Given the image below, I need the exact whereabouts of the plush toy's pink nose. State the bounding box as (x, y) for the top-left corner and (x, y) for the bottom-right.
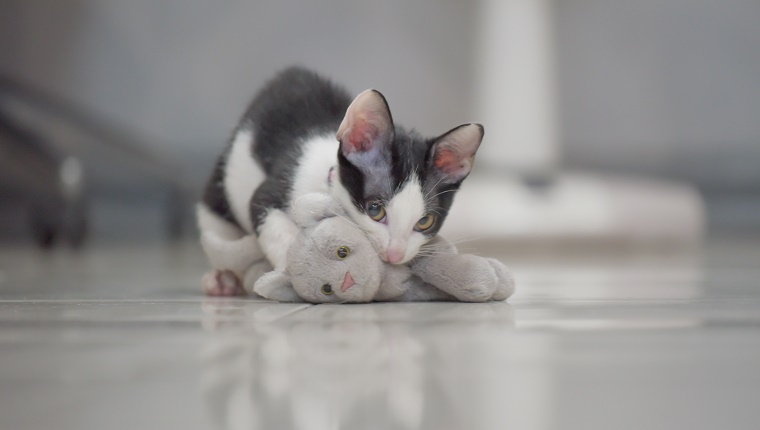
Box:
(340, 272), (356, 292)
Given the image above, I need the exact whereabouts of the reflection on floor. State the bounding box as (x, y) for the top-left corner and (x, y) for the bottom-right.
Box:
(0, 238), (759, 430)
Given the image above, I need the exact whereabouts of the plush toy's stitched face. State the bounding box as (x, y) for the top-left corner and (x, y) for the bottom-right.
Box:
(287, 217), (384, 303)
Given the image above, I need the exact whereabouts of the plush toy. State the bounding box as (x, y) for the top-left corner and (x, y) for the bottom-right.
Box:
(200, 193), (515, 303)
(252, 218), (515, 303)
(212, 193), (514, 303)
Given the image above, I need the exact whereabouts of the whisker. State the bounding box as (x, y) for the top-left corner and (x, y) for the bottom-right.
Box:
(415, 251), (456, 257)
(424, 176), (447, 199)
(327, 208), (364, 232)
(425, 189), (456, 203)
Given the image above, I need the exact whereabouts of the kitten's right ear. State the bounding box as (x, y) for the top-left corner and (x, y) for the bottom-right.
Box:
(337, 89), (394, 156)
(428, 123), (484, 184)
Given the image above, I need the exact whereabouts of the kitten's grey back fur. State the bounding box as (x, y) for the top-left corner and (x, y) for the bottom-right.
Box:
(202, 67), (351, 231)
(201, 65), (487, 275)
(203, 66), (466, 239)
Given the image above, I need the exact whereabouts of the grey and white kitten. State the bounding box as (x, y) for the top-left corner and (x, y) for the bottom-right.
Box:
(198, 67), (484, 294)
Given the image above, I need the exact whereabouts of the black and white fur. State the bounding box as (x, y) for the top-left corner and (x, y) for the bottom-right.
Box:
(198, 67), (483, 289)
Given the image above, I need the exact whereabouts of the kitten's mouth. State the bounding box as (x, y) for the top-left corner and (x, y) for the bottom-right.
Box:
(327, 166), (336, 186)
(340, 272), (356, 292)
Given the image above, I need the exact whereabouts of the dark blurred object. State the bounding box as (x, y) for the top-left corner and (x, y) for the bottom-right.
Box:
(0, 109), (86, 247)
(0, 75), (194, 246)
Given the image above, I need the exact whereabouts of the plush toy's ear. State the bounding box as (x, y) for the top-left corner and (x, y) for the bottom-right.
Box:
(253, 271), (305, 303)
(242, 259), (275, 297)
(291, 193), (344, 228)
(428, 123), (484, 184)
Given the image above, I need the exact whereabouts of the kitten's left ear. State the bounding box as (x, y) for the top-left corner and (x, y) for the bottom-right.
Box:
(337, 89), (395, 156)
(429, 123), (484, 183)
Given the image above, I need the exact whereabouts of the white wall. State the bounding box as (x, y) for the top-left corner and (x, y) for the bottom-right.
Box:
(3, 0), (759, 193)
(555, 0), (760, 192)
(0, 0), (478, 172)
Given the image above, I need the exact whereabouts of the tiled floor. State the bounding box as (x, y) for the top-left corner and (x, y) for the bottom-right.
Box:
(1, 238), (759, 429)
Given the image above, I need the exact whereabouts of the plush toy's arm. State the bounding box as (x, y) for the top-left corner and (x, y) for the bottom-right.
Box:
(373, 261), (455, 302)
(291, 193), (344, 228)
(387, 276), (456, 302)
(421, 234), (458, 255)
(410, 254), (515, 302)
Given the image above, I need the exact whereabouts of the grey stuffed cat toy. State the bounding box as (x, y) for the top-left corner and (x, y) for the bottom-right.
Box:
(201, 193), (516, 303)
(252, 215), (515, 303)
(199, 193), (514, 303)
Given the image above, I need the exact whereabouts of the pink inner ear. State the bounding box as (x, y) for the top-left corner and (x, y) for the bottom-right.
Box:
(431, 124), (483, 181)
(343, 118), (378, 153)
(434, 149), (459, 173)
(338, 89), (393, 155)
(435, 149), (472, 178)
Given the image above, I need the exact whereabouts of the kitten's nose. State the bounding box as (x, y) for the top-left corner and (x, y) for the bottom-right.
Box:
(340, 272), (356, 292)
(386, 248), (405, 264)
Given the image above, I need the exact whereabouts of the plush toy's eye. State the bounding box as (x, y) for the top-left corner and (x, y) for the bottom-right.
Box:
(321, 284), (334, 295)
(336, 246), (350, 259)
(415, 214), (436, 232)
(367, 202), (386, 222)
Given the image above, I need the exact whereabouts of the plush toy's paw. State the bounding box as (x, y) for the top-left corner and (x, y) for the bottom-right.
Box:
(455, 262), (499, 302)
(202, 270), (247, 297)
(486, 259), (516, 301)
(253, 271), (305, 303)
(242, 260), (275, 298)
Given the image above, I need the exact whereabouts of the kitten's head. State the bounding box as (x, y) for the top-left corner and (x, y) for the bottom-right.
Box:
(330, 89), (483, 264)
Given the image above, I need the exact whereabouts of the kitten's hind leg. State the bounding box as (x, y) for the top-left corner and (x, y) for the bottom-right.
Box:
(200, 231), (264, 277)
(198, 203), (264, 296)
(202, 270), (247, 297)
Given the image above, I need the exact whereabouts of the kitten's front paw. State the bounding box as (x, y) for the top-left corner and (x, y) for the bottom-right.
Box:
(202, 270), (247, 297)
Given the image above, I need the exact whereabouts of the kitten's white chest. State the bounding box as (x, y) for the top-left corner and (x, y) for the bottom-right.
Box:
(290, 134), (339, 203)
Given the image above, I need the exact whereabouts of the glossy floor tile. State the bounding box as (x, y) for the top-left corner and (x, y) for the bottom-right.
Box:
(1, 238), (759, 429)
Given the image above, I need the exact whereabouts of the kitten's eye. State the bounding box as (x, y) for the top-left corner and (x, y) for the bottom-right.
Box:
(336, 246), (350, 259)
(321, 284), (334, 295)
(367, 202), (386, 222)
(415, 214), (436, 232)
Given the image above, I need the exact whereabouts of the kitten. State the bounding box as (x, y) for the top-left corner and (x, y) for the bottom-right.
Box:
(198, 67), (483, 295)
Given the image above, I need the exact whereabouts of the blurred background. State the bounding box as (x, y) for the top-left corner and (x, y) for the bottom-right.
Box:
(2, 4), (760, 430)
(1, 0), (759, 248)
